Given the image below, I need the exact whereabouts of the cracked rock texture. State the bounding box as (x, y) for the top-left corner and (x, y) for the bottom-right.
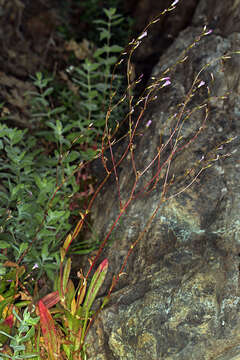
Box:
(84, 0), (240, 359)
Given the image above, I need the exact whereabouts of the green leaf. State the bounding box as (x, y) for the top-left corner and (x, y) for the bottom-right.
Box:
(10, 183), (25, 200)
(112, 18), (124, 26)
(83, 60), (100, 72)
(93, 19), (108, 26)
(0, 265), (6, 277)
(63, 151), (79, 163)
(19, 325), (35, 343)
(48, 106), (65, 116)
(0, 231), (14, 243)
(31, 97), (49, 108)
(62, 258), (71, 297)
(102, 56), (117, 66)
(83, 259), (108, 312)
(0, 325), (12, 345)
(88, 90), (99, 99)
(18, 243), (29, 257)
(41, 242), (49, 262)
(42, 87), (54, 97)
(80, 148), (97, 161)
(74, 68), (88, 78)
(7, 128), (26, 146)
(94, 47), (106, 58)
(99, 29), (111, 41)
(103, 8), (116, 18)
(82, 101), (98, 111)
(95, 83), (109, 92)
(0, 240), (11, 249)
(108, 45), (123, 53)
(47, 210), (66, 224)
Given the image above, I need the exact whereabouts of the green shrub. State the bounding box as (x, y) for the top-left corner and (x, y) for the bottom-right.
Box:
(0, 123), (75, 281)
(0, 306), (39, 359)
(0, 7), (127, 282)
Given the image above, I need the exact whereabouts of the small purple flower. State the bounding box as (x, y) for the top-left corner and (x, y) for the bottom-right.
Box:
(138, 31), (148, 40)
(146, 120), (152, 128)
(198, 80), (205, 88)
(171, 0), (179, 6)
(32, 263), (39, 270)
(161, 77), (170, 81)
(162, 79), (171, 87)
(204, 29), (213, 35)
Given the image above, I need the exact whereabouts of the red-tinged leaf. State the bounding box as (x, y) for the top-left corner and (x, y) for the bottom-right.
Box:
(39, 300), (56, 335)
(60, 247), (66, 263)
(63, 233), (72, 251)
(76, 277), (87, 308)
(72, 211), (87, 240)
(4, 314), (14, 328)
(38, 300), (59, 360)
(40, 291), (60, 309)
(99, 258), (108, 271)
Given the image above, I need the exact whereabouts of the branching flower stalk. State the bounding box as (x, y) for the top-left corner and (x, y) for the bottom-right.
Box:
(77, 40), (239, 314)
(20, 23), (236, 285)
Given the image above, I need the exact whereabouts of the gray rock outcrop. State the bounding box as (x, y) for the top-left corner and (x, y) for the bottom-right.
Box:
(84, 1), (240, 359)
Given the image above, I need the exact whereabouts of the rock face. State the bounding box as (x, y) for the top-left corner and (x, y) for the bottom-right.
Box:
(0, 0), (61, 128)
(84, 0), (240, 359)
